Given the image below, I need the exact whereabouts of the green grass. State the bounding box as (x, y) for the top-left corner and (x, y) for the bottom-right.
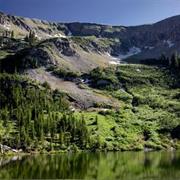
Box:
(74, 108), (164, 151)
(73, 64), (180, 151)
(0, 62), (180, 151)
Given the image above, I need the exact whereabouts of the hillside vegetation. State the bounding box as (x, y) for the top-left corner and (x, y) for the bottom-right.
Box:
(0, 62), (180, 151)
(0, 12), (180, 152)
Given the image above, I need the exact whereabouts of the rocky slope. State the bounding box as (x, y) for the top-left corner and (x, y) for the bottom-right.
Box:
(1, 11), (180, 108)
(1, 11), (180, 61)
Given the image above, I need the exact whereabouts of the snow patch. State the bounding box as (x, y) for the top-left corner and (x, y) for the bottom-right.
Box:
(106, 52), (119, 60)
(46, 33), (66, 38)
(106, 52), (111, 57)
(106, 53), (120, 65)
(144, 46), (154, 50)
(164, 40), (174, 48)
(109, 61), (120, 65)
(111, 56), (119, 60)
(46, 34), (53, 38)
(53, 33), (66, 38)
(118, 46), (141, 60)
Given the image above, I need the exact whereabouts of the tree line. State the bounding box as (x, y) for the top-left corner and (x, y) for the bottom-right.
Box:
(0, 74), (90, 151)
(140, 53), (180, 70)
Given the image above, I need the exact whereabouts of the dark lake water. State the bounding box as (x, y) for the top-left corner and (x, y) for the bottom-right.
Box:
(0, 151), (180, 179)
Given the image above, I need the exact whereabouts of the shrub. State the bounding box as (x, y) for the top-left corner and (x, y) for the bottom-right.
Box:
(42, 81), (51, 89)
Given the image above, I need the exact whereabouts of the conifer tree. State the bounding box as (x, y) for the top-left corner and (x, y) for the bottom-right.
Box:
(11, 31), (15, 39)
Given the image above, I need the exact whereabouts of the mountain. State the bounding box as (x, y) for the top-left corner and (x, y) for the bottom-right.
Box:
(1, 11), (180, 62)
(0, 11), (180, 152)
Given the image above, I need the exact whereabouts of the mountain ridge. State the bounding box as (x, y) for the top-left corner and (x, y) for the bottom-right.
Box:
(1, 11), (180, 61)
(2, 10), (180, 27)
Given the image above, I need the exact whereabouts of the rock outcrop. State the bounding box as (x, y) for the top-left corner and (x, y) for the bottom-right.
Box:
(1, 11), (180, 63)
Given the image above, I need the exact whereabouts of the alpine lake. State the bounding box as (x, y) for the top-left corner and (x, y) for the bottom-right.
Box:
(0, 151), (180, 179)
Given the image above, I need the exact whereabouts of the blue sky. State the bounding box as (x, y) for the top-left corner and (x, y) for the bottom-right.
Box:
(0, 0), (180, 26)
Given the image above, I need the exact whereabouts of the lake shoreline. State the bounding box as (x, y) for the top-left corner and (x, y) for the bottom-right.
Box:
(0, 146), (177, 156)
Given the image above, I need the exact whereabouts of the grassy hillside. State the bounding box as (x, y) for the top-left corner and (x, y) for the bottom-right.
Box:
(0, 36), (116, 74)
(78, 65), (180, 150)
(0, 73), (92, 152)
(0, 64), (180, 152)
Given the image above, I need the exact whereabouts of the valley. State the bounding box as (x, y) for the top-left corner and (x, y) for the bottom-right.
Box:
(0, 11), (180, 153)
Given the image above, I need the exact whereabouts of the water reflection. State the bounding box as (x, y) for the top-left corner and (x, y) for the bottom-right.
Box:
(0, 151), (180, 179)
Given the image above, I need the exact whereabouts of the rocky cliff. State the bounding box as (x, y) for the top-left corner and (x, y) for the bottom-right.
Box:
(1, 11), (180, 62)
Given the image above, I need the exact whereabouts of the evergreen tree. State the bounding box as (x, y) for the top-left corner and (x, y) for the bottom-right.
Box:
(11, 31), (15, 39)
(25, 30), (37, 46)
(0, 74), (90, 151)
(170, 52), (180, 69)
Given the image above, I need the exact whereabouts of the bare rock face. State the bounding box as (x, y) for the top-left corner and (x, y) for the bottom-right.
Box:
(51, 38), (76, 56)
(22, 38), (76, 68)
(1, 11), (180, 62)
(67, 23), (102, 36)
(0, 12), (6, 24)
(65, 15), (180, 60)
(66, 22), (126, 38)
(25, 48), (55, 67)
